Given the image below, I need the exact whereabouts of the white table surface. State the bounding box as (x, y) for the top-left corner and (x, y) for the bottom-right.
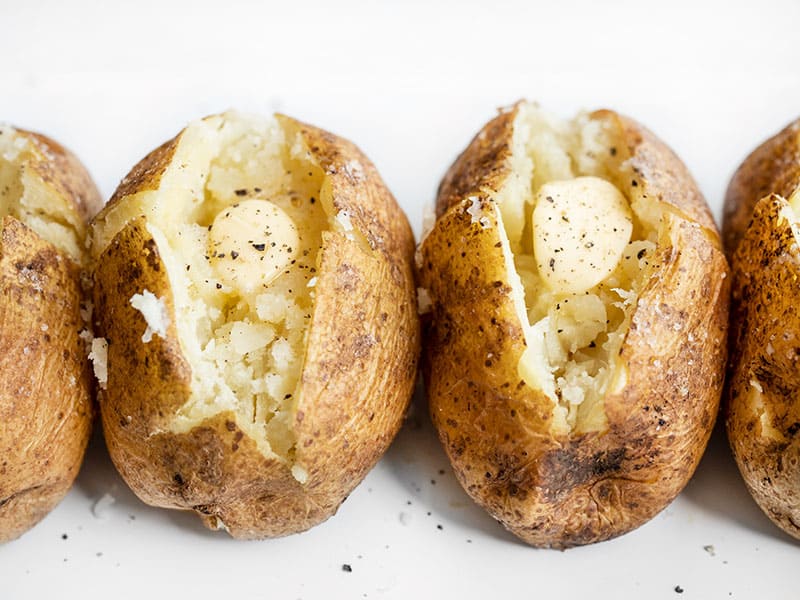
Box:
(2, 1), (799, 598)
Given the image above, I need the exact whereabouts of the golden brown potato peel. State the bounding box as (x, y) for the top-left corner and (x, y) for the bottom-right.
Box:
(0, 128), (100, 542)
(420, 105), (728, 547)
(723, 117), (800, 540)
(723, 119), (800, 256)
(92, 116), (419, 538)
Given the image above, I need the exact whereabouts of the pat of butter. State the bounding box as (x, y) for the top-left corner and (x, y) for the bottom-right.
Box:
(532, 176), (632, 294)
(208, 199), (299, 294)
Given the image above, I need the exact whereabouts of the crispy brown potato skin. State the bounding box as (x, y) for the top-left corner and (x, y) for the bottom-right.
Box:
(723, 119), (800, 256)
(724, 119), (800, 540)
(92, 116), (419, 539)
(420, 105), (729, 548)
(0, 130), (101, 542)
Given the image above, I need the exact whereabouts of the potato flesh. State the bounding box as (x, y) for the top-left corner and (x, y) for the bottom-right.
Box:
(504, 105), (655, 434)
(97, 113), (328, 464)
(0, 127), (83, 262)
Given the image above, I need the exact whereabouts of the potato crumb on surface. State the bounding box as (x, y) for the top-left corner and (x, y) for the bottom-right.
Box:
(91, 493), (116, 519)
(421, 202), (437, 241)
(130, 289), (170, 343)
(89, 337), (108, 389)
(335, 210), (355, 240)
(291, 464), (308, 484)
(79, 300), (93, 324)
(466, 196), (491, 229)
(417, 287), (432, 314)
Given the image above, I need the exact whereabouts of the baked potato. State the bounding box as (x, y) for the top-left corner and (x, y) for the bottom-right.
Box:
(723, 117), (800, 539)
(0, 125), (101, 542)
(89, 111), (419, 538)
(418, 102), (729, 547)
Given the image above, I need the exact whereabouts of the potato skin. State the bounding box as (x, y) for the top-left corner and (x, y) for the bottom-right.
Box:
(0, 130), (101, 542)
(92, 115), (419, 538)
(723, 119), (800, 256)
(723, 119), (800, 539)
(420, 105), (729, 547)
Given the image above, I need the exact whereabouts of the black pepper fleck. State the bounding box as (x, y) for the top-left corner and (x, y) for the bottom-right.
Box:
(342, 564), (352, 573)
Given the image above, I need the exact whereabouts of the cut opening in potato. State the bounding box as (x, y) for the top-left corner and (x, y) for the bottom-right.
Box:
(497, 105), (661, 435)
(788, 186), (800, 217)
(92, 112), (354, 475)
(0, 126), (85, 263)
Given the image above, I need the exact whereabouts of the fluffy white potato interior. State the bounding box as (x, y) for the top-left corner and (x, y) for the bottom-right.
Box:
(501, 104), (658, 435)
(0, 125), (84, 262)
(95, 112), (330, 467)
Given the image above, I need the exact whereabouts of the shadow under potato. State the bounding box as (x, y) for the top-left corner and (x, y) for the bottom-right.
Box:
(74, 424), (224, 540)
(681, 422), (798, 546)
(381, 384), (524, 546)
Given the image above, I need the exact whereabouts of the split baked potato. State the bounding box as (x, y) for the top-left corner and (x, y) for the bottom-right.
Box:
(418, 102), (729, 547)
(0, 126), (101, 542)
(89, 111), (419, 538)
(723, 117), (800, 539)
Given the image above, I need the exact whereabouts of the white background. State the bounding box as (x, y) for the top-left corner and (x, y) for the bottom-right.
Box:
(2, 1), (799, 598)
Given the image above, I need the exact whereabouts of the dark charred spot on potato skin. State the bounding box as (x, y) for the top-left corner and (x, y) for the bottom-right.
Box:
(753, 363), (796, 400)
(0, 484), (45, 509)
(143, 238), (161, 272)
(539, 446), (627, 500)
(162, 428), (225, 490)
(192, 504), (217, 516)
(13, 255), (48, 275)
(120, 261), (143, 284)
